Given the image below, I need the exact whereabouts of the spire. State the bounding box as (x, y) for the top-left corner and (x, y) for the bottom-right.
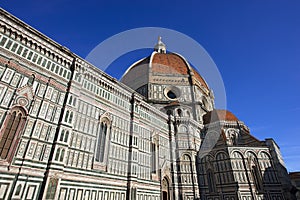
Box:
(154, 36), (166, 53)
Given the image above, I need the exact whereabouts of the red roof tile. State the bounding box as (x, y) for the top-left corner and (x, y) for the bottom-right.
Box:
(152, 53), (189, 75)
(152, 53), (209, 90)
(123, 52), (210, 91)
(203, 109), (239, 124)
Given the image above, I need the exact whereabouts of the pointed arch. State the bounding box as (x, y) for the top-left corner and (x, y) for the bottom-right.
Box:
(64, 110), (69, 122)
(59, 130), (65, 141)
(151, 139), (158, 174)
(95, 116), (111, 163)
(216, 152), (229, 173)
(162, 177), (170, 200)
(251, 164), (263, 191)
(0, 106), (27, 161)
(215, 151), (229, 160)
(259, 151), (271, 160)
(247, 152), (263, 192)
(201, 155), (217, 193)
(180, 154), (194, 186)
(55, 148), (61, 161)
(64, 131), (69, 143)
(231, 150), (243, 159)
(68, 112), (73, 124)
(60, 149), (65, 162)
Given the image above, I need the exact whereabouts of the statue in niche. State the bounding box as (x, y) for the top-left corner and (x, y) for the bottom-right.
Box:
(27, 74), (35, 86)
(226, 129), (238, 146)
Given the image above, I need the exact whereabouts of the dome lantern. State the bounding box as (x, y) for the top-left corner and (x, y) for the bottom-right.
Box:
(154, 36), (166, 53)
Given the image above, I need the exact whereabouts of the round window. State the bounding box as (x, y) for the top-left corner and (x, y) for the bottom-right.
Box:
(164, 86), (181, 100)
(167, 91), (177, 99)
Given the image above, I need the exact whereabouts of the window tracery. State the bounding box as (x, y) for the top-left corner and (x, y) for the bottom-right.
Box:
(0, 107), (27, 161)
(248, 153), (263, 192)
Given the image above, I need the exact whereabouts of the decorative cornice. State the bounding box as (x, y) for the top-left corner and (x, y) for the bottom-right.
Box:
(0, 55), (67, 91)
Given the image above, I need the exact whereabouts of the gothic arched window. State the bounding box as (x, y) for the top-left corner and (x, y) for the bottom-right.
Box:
(151, 142), (157, 173)
(68, 96), (73, 105)
(0, 107), (27, 160)
(59, 130), (65, 141)
(248, 154), (263, 192)
(60, 149), (65, 162)
(68, 112), (73, 124)
(64, 131), (69, 143)
(55, 148), (61, 161)
(64, 110), (69, 122)
(251, 161), (263, 191)
(207, 169), (216, 192)
(54, 147), (65, 162)
(95, 119), (110, 162)
(45, 178), (58, 199)
(181, 154), (193, 184)
(202, 155), (217, 193)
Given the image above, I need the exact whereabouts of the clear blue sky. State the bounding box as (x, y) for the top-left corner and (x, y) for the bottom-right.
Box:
(1, 1), (299, 172)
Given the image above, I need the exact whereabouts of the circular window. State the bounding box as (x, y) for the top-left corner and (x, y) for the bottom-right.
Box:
(164, 86), (181, 100)
(167, 91), (177, 99)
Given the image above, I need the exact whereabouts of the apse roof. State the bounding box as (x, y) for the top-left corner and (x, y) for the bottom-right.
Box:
(203, 109), (239, 124)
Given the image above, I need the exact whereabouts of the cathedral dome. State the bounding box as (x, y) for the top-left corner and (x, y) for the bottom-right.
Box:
(203, 109), (239, 124)
(150, 53), (209, 90)
(121, 38), (210, 99)
(121, 37), (215, 121)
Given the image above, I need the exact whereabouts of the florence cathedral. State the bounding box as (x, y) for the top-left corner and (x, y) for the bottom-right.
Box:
(0, 8), (296, 200)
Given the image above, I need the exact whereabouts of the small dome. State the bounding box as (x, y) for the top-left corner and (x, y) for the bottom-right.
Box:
(203, 109), (239, 124)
